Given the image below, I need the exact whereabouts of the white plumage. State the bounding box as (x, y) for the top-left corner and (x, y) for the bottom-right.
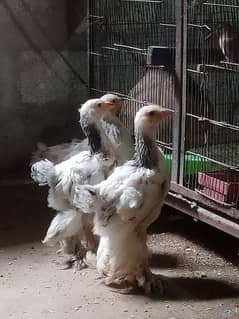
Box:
(73, 105), (171, 293)
(31, 96), (133, 269)
(31, 94), (132, 165)
(31, 139), (88, 165)
(42, 210), (96, 268)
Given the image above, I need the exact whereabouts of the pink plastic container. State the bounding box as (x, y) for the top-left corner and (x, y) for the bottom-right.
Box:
(197, 171), (239, 208)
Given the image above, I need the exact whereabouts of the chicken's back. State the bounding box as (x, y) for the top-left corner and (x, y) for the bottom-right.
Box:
(31, 139), (88, 164)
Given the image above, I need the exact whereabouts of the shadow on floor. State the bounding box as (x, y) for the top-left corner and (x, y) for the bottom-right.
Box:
(162, 275), (239, 300)
(150, 207), (239, 267)
(150, 253), (180, 269)
(1, 183), (239, 269)
(0, 183), (52, 248)
(112, 275), (239, 301)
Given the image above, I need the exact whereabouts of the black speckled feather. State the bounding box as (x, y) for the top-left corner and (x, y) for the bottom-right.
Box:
(80, 116), (101, 154)
(133, 134), (158, 169)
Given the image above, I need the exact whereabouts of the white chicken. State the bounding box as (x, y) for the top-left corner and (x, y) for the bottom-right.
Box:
(31, 94), (130, 165)
(73, 105), (171, 293)
(31, 97), (133, 269)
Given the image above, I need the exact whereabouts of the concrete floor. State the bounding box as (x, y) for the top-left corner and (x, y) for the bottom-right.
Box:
(0, 184), (239, 319)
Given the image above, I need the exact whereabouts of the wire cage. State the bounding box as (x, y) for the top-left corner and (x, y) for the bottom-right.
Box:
(89, 0), (175, 168)
(88, 0), (239, 238)
(185, 1), (239, 208)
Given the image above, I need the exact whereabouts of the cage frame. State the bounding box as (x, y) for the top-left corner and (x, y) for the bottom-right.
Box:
(166, 0), (239, 239)
(88, 0), (239, 238)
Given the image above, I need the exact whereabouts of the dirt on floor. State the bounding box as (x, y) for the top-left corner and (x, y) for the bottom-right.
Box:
(0, 183), (239, 319)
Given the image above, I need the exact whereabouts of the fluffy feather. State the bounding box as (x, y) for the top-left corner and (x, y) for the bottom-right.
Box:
(73, 105), (171, 293)
(32, 97), (132, 269)
(31, 159), (55, 186)
(42, 210), (83, 246)
(47, 152), (115, 211)
(101, 116), (134, 165)
(42, 210), (98, 254)
(31, 139), (88, 164)
(31, 94), (133, 165)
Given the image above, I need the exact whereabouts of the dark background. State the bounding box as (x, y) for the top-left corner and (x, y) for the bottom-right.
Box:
(0, 0), (88, 178)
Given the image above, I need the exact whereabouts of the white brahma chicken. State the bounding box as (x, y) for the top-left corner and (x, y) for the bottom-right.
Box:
(73, 105), (171, 293)
(31, 98), (117, 269)
(31, 94), (130, 164)
(31, 97), (133, 269)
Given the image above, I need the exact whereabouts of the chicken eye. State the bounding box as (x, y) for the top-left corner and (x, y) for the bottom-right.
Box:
(112, 99), (116, 103)
(98, 103), (102, 108)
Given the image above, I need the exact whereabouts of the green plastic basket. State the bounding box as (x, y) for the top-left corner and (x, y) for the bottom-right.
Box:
(164, 154), (212, 176)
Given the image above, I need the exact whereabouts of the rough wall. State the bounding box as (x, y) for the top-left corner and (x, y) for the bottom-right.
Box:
(0, 0), (88, 177)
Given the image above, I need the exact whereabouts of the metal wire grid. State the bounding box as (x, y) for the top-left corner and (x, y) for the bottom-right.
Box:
(89, 0), (175, 163)
(184, 0), (239, 208)
(89, 0), (239, 209)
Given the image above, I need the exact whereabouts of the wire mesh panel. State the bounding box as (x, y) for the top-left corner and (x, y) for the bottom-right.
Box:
(89, 0), (239, 218)
(184, 0), (239, 210)
(89, 0), (176, 161)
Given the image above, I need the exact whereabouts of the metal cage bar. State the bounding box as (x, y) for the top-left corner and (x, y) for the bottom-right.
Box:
(88, 0), (239, 237)
(172, 0), (188, 184)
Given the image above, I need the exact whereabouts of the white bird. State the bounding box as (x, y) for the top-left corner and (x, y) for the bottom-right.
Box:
(31, 94), (131, 165)
(31, 98), (116, 268)
(31, 97), (133, 269)
(73, 105), (171, 293)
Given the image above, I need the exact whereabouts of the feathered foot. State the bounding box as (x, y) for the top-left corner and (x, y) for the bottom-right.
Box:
(56, 241), (65, 255)
(104, 272), (138, 294)
(104, 270), (164, 296)
(139, 270), (164, 296)
(74, 247), (88, 271)
(61, 243), (88, 271)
